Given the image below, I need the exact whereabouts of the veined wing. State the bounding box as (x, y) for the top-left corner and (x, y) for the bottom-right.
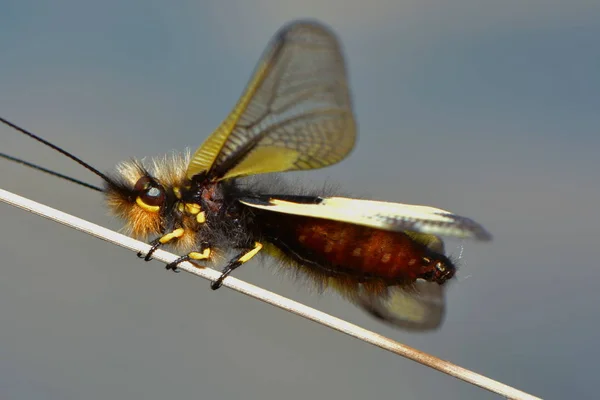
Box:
(346, 234), (447, 331)
(353, 280), (446, 331)
(239, 196), (492, 241)
(186, 20), (356, 181)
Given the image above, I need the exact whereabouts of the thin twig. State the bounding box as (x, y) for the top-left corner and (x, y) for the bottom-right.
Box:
(0, 187), (541, 400)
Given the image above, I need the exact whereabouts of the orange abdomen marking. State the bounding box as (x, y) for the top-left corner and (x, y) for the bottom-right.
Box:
(261, 214), (438, 284)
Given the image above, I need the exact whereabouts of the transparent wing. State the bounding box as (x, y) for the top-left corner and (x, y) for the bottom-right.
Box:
(347, 238), (447, 331)
(240, 196), (492, 241)
(186, 20), (356, 181)
(354, 280), (446, 331)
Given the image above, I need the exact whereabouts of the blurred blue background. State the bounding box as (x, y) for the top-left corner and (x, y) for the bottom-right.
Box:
(1, 1), (599, 399)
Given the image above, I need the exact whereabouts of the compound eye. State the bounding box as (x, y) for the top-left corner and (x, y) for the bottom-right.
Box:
(141, 185), (165, 207)
(134, 176), (165, 210)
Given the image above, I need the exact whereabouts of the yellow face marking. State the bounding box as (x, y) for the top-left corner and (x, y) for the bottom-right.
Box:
(324, 243), (334, 253)
(381, 253), (391, 263)
(173, 187), (182, 199)
(185, 203), (201, 215)
(238, 242), (263, 263)
(196, 211), (206, 224)
(352, 248), (362, 257)
(159, 228), (185, 244)
(189, 248), (211, 260)
(177, 203), (185, 213)
(136, 197), (160, 213)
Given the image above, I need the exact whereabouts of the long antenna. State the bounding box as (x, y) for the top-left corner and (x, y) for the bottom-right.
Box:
(0, 116), (111, 184)
(0, 152), (103, 192)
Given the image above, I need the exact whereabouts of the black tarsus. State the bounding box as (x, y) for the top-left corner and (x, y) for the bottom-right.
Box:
(210, 246), (254, 290)
(137, 238), (162, 261)
(165, 255), (187, 273)
(163, 241), (211, 273)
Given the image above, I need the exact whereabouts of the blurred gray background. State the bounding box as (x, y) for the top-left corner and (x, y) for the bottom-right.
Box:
(1, 1), (599, 399)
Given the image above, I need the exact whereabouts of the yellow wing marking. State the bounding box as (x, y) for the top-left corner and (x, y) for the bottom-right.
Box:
(186, 20), (356, 181)
(239, 196), (492, 241)
(186, 54), (272, 178)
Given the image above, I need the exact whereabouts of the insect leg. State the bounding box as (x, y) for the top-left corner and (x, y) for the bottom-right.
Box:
(165, 242), (211, 272)
(137, 238), (161, 261)
(138, 228), (186, 261)
(211, 242), (263, 290)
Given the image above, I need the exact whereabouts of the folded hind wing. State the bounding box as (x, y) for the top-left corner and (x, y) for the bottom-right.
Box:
(353, 280), (446, 331)
(351, 236), (446, 331)
(239, 196), (491, 241)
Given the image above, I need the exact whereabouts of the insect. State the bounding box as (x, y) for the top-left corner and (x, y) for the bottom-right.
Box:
(0, 20), (491, 331)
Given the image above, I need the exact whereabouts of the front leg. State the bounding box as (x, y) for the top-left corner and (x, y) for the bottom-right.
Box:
(137, 238), (161, 261)
(211, 242), (263, 290)
(137, 228), (186, 261)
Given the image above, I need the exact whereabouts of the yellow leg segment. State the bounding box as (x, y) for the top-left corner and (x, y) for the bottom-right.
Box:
(139, 228), (185, 262)
(189, 248), (211, 260)
(159, 228), (185, 244)
(238, 242), (263, 263)
(211, 242), (263, 290)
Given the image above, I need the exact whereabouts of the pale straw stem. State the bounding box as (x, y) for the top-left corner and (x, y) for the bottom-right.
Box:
(0, 188), (541, 400)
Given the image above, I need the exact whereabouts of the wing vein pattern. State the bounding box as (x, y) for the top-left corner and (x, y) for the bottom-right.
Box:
(186, 21), (356, 180)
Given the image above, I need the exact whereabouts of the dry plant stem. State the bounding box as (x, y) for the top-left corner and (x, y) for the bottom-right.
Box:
(0, 187), (542, 400)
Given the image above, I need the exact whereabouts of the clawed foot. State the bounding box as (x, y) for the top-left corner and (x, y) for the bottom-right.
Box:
(211, 278), (224, 290)
(165, 255), (190, 273)
(137, 240), (161, 261)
